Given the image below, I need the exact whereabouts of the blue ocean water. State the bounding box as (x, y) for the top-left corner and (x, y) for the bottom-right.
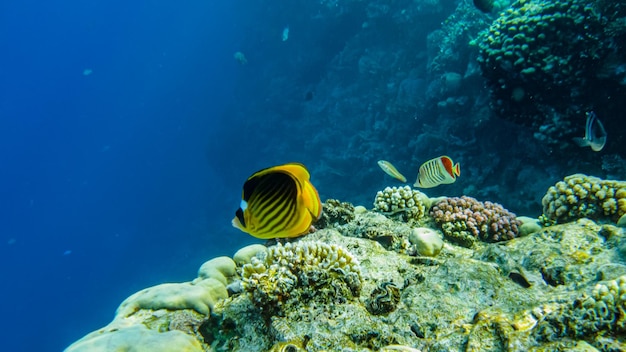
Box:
(3, 0), (625, 350)
(0, 1), (257, 350)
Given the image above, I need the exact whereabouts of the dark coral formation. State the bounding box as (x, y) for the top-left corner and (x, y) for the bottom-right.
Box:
(541, 174), (626, 225)
(534, 275), (626, 345)
(316, 199), (355, 229)
(430, 196), (521, 247)
(365, 281), (401, 315)
(477, 0), (626, 147)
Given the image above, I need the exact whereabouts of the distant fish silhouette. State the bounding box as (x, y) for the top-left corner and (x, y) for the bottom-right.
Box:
(573, 111), (607, 152)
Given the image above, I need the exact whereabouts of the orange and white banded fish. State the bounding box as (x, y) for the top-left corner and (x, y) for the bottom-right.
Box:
(413, 156), (460, 188)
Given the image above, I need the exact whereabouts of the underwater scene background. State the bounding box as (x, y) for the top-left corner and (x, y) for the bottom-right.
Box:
(1, 0), (625, 351)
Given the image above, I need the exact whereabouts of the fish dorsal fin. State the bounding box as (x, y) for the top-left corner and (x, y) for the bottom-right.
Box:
(276, 162), (311, 181)
(243, 163), (307, 199)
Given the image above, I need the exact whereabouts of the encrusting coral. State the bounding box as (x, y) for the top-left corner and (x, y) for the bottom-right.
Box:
(534, 275), (626, 343)
(316, 198), (355, 229)
(65, 256), (238, 352)
(430, 196), (521, 247)
(541, 174), (626, 225)
(241, 241), (362, 315)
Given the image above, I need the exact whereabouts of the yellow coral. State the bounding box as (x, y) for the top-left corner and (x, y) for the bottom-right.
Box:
(541, 174), (626, 224)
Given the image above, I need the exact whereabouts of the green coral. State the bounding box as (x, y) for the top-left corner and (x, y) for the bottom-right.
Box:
(373, 186), (428, 224)
(241, 241), (361, 315)
(541, 174), (626, 225)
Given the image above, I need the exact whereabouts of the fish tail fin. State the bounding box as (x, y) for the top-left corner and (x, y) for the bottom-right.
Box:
(454, 163), (461, 177)
(572, 137), (590, 147)
(232, 216), (245, 231)
(301, 181), (323, 220)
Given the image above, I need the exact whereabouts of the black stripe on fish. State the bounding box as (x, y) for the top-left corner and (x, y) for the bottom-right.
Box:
(254, 173), (298, 231)
(253, 174), (288, 209)
(256, 179), (293, 221)
(235, 208), (245, 227)
(263, 195), (298, 235)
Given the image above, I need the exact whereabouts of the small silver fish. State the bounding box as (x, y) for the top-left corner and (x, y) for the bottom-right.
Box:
(573, 111), (606, 152)
(377, 160), (407, 183)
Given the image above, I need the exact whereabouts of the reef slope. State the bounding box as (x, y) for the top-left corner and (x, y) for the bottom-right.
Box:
(65, 207), (626, 351)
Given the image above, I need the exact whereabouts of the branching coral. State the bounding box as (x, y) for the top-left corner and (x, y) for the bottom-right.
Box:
(430, 196), (521, 247)
(541, 174), (626, 225)
(241, 241), (361, 315)
(373, 186), (428, 223)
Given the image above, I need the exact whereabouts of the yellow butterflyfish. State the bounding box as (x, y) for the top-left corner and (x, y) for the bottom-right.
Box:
(232, 163), (322, 239)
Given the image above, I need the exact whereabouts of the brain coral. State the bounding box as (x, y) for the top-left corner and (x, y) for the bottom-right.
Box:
(541, 174), (626, 225)
(241, 241), (361, 315)
(477, 0), (609, 140)
(373, 186), (428, 223)
(430, 196), (521, 247)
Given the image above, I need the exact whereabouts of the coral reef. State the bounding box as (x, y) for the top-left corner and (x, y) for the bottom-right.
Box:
(116, 279), (228, 318)
(478, 0), (606, 131)
(534, 275), (626, 347)
(373, 186), (429, 224)
(315, 198), (355, 229)
(430, 196), (521, 247)
(66, 201), (626, 351)
(65, 324), (205, 352)
(64, 256), (238, 352)
(365, 281), (401, 315)
(541, 174), (626, 225)
(408, 227), (444, 257)
(241, 241), (362, 315)
(477, 0), (626, 151)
